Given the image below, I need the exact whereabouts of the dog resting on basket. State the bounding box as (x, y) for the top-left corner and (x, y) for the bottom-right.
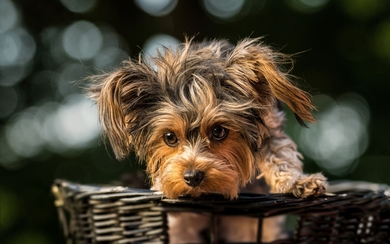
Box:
(88, 37), (327, 243)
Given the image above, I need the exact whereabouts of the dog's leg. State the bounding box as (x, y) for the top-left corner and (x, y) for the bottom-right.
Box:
(258, 109), (327, 198)
(218, 216), (287, 242)
(217, 179), (287, 242)
(218, 216), (258, 242)
(168, 212), (210, 243)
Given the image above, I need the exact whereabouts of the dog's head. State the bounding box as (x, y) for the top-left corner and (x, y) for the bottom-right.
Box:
(88, 37), (315, 199)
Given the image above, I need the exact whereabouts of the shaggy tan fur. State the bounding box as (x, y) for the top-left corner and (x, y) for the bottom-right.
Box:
(88, 37), (327, 242)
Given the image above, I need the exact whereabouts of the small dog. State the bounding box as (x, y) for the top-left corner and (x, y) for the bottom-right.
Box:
(88, 37), (327, 243)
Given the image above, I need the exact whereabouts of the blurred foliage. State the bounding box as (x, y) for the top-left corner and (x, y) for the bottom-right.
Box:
(1, 0), (390, 243)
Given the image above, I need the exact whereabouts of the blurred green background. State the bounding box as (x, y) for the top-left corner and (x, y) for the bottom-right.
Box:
(1, 0), (390, 243)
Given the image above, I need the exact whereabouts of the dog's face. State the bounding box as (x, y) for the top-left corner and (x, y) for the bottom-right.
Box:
(89, 38), (315, 199)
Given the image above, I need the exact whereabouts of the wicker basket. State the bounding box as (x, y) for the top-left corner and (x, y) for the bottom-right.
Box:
(52, 180), (390, 243)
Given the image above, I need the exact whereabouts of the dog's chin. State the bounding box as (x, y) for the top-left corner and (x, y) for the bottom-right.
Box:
(160, 174), (241, 200)
(164, 187), (240, 200)
(157, 161), (243, 200)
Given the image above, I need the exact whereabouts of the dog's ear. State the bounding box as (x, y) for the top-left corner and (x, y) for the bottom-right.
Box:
(226, 38), (316, 125)
(88, 60), (157, 159)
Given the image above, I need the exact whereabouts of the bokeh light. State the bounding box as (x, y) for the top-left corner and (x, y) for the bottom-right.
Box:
(374, 20), (390, 63)
(0, 28), (36, 67)
(134, 0), (178, 17)
(62, 21), (103, 60)
(0, 0), (18, 34)
(203, 0), (245, 19)
(0, 86), (18, 118)
(286, 0), (329, 13)
(56, 62), (86, 98)
(6, 107), (46, 158)
(0, 0), (35, 89)
(49, 94), (99, 151)
(92, 26), (130, 69)
(295, 93), (370, 176)
(143, 34), (180, 67)
(41, 27), (69, 67)
(0, 28), (36, 87)
(43, 24), (129, 70)
(0, 3), (129, 172)
(0, 133), (19, 169)
(339, 0), (389, 20)
(0, 95), (99, 169)
(30, 70), (58, 103)
(93, 47), (129, 69)
(0, 64), (29, 87)
(60, 0), (97, 13)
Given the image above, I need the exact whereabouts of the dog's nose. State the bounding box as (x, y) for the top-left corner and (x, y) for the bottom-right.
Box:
(183, 170), (204, 187)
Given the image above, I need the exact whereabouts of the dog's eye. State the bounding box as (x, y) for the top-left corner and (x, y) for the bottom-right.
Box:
(164, 132), (178, 147)
(211, 126), (228, 141)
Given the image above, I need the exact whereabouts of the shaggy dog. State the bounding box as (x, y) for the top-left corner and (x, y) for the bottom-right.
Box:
(88, 37), (327, 243)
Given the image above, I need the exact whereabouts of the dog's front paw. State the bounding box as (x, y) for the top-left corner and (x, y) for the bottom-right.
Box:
(292, 173), (327, 198)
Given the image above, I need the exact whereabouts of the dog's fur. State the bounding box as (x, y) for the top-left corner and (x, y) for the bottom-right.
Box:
(88, 37), (327, 242)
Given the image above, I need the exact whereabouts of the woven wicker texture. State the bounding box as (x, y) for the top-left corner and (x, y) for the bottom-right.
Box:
(52, 180), (390, 244)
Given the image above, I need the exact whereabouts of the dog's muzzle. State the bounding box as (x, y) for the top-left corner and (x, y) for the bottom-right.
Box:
(183, 170), (204, 187)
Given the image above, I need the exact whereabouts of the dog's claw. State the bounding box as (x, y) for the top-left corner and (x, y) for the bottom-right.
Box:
(292, 173), (327, 198)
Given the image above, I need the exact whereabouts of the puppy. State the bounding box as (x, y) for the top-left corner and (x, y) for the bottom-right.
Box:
(88, 37), (327, 243)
